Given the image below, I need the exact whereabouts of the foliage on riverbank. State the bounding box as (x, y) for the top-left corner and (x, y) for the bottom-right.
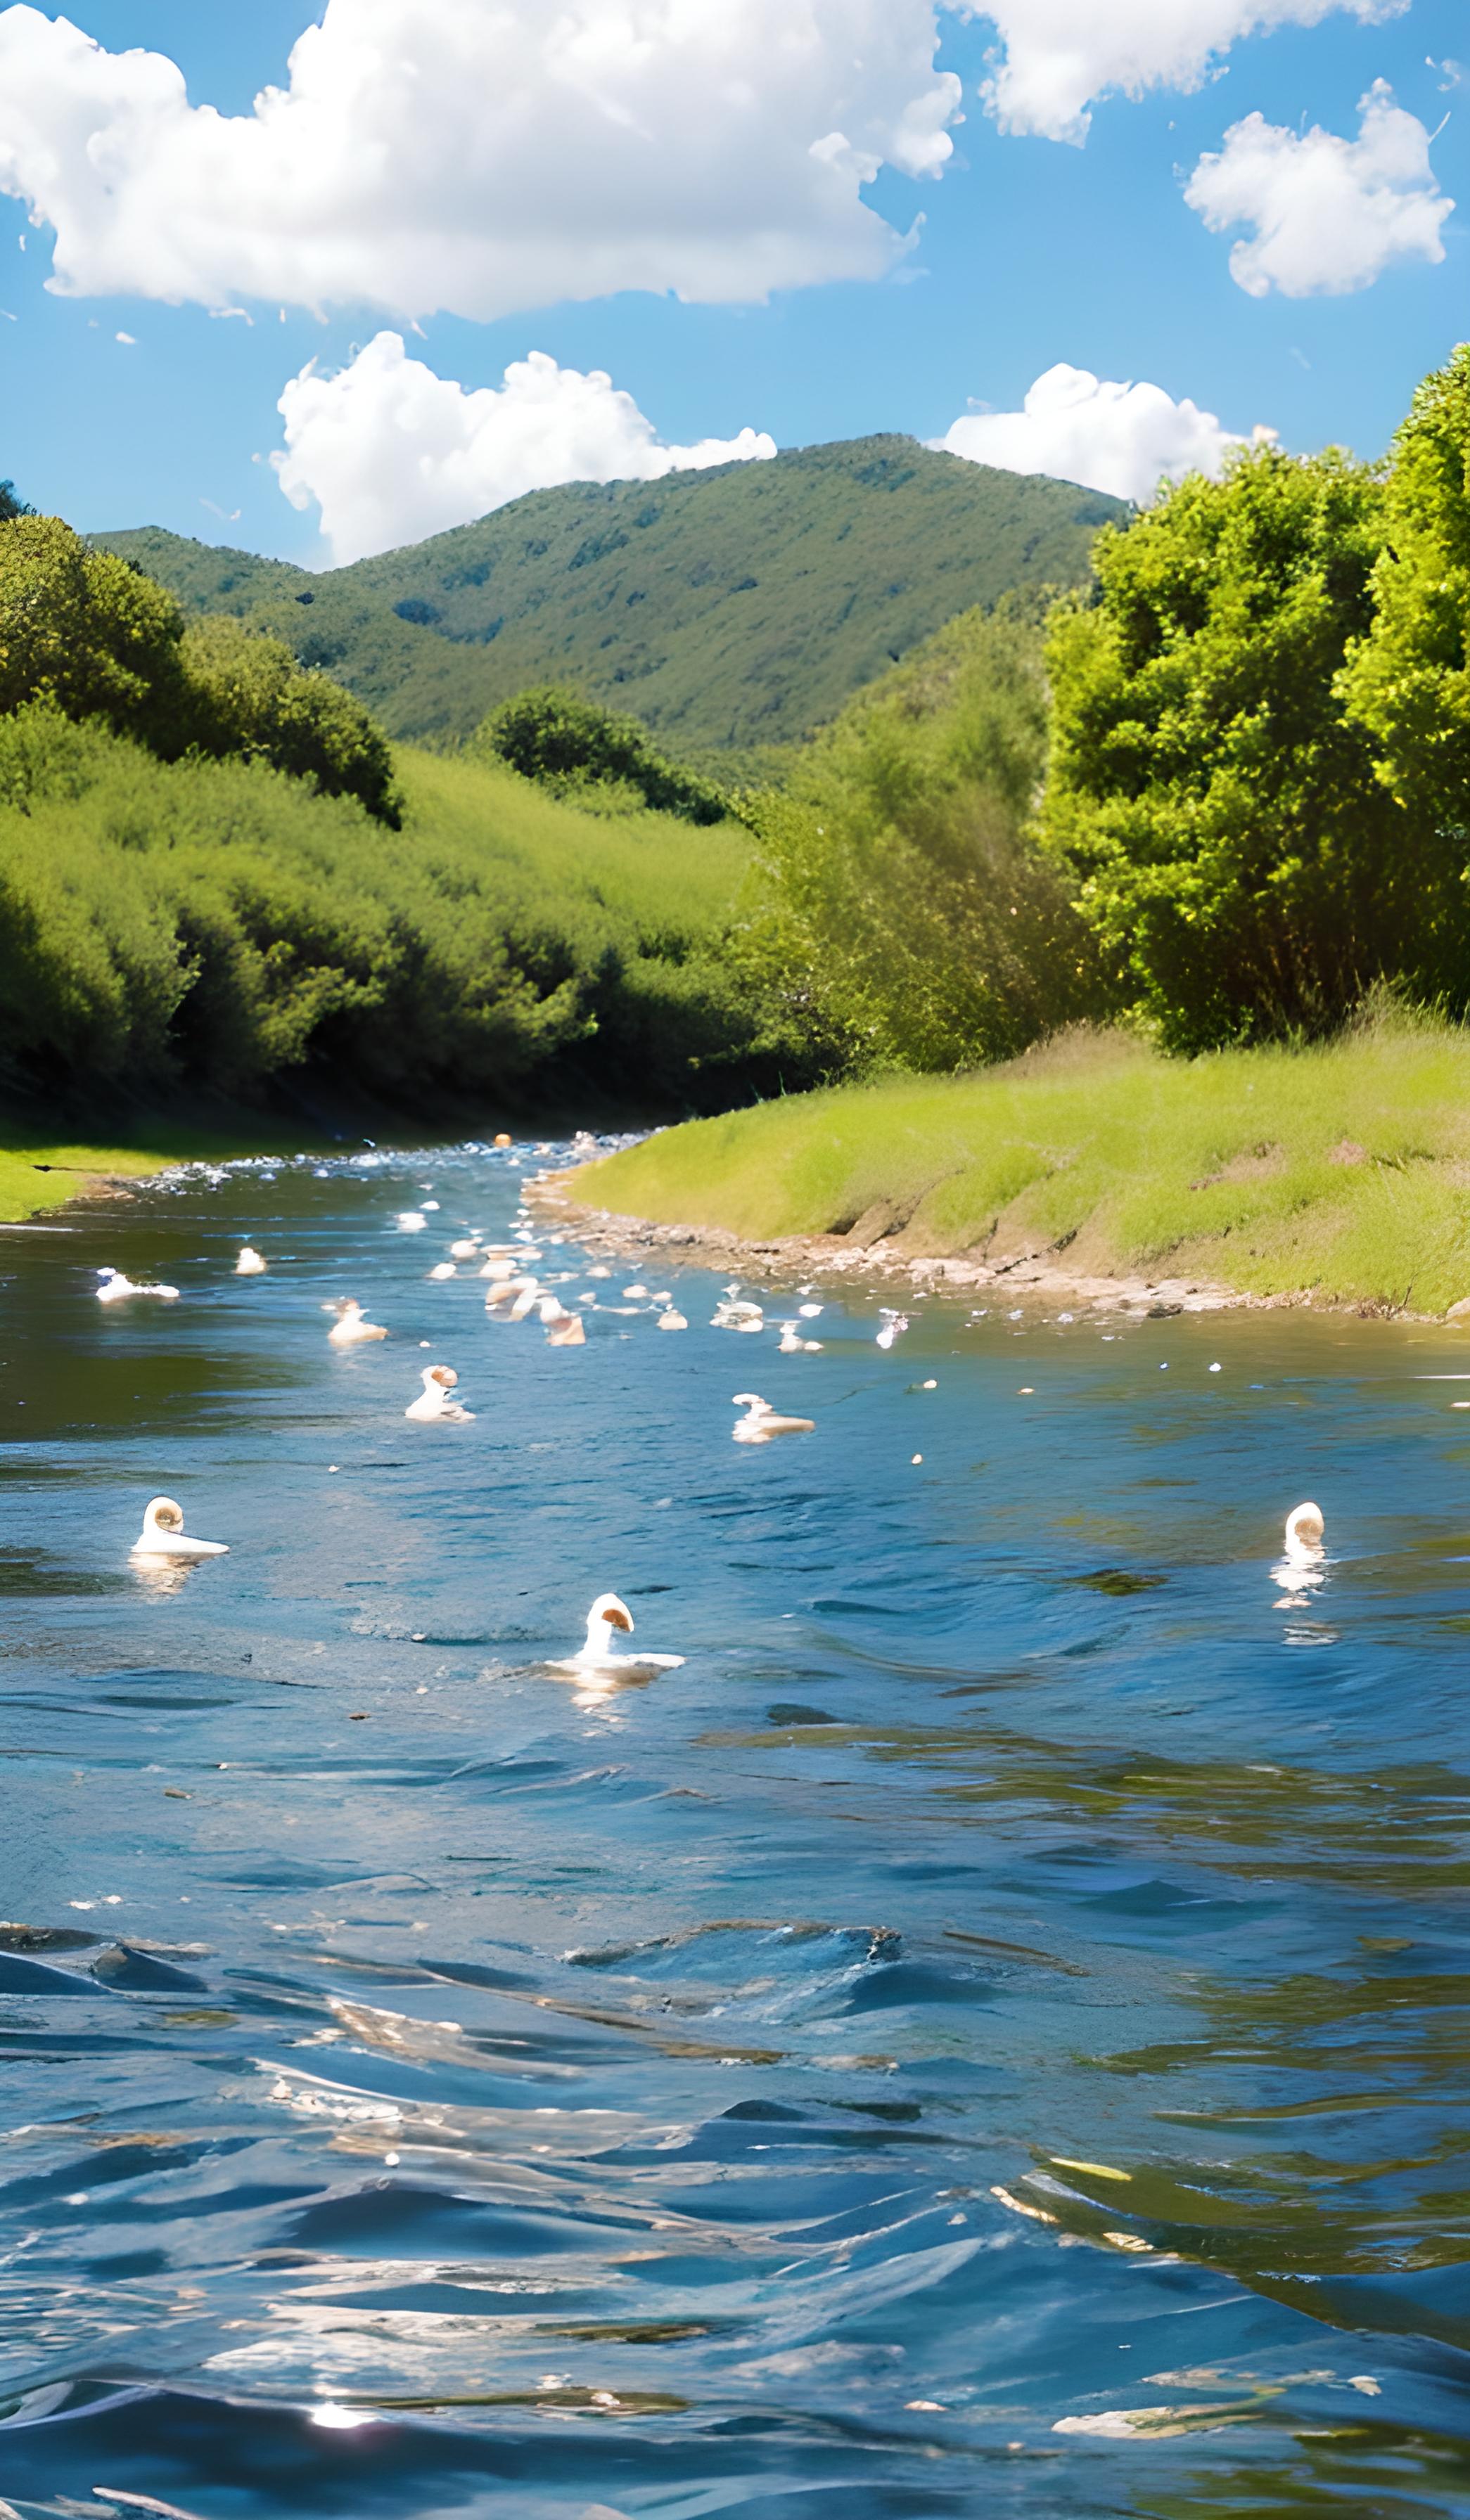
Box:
(739, 605), (1101, 1072)
(580, 1011), (1470, 1313)
(1, 515), (398, 821)
(744, 345), (1470, 1074)
(0, 706), (806, 1119)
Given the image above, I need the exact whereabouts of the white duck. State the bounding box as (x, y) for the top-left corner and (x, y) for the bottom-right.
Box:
(428, 1261), (458, 1281)
(554, 1593), (685, 1680)
(326, 1298), (388, 1346)
(485, 1275), (532, 1310)
(449, 1238), (481, 1262)
(1272, 1501), (1327, 1607)
(509, 1280), (542, 1321)
(547, 1312), (587, 1347)
(876, 1311), (909, 1350)
(97, 1268), (179, 1306)
(131, 1497), (229, 1562)
(713, 1299), (765, 1333)
(657, 1307), (689, 1332)
(1282, 1501), (1325, 1564)
(406, 1364), (474, 1422)
(777, 1320), (823, 1354)
(733, 1392), (815, 1444)
(235, 1247), (267, 1277)
(395, 1211), (428, 1234)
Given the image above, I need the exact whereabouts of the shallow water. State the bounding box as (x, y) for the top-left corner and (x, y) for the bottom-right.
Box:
(4, 1140), (1470, 2519)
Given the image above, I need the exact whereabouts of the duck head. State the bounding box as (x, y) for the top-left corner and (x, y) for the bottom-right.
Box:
(585, 1592), (635, 1651)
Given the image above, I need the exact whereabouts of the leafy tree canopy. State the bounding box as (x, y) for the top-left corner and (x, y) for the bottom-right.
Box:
(474, 685), (728, 825)
(181, 613), (400, 825)
(0, 480), (33, 522)
(1038, 444), (1467, 1051)
(0, 514), (397, 821)
(1338, 342), (1470, 839)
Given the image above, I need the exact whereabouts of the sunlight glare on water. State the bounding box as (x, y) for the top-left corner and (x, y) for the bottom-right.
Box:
(4, 1140), (1470, 2517)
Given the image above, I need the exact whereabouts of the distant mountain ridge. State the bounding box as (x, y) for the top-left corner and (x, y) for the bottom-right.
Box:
(94, 437), (1125, 754)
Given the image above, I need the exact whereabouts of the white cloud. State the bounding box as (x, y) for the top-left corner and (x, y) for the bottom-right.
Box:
(1184, 80), (1453, 296)
(933, 363), (1274, 507)
(976, 0), (1409, 144)
(274, 333), (777, 565)
(0, 0), (961, 319)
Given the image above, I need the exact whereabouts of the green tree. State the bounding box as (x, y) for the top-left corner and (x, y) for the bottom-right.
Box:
(0, 513), (193, 749)
(0, 515), (400, 823)
(0, 481), (32, 522)
(1039, 444), (1452, 1052)
(474, 685), (728, 825)
(743, 609), (1099, 1073)
(182, 614), (400, 825)
(1338, 343), (1470, 851)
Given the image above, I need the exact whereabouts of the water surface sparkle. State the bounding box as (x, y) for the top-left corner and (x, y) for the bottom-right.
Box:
(4, 1140), (1470, 2517)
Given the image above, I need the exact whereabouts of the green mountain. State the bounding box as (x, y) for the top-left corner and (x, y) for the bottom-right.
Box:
(94, 437), (1123, 756)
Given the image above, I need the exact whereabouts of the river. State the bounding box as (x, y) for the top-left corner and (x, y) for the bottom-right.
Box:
(3, 1138), (1470, 2518)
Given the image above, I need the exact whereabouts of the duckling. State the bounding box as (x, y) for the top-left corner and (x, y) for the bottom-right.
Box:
(131, 1496), (228, 1561)
(406, 1364), (474, 1423)
(326, 1299), (388, 1346)
(552, 1593), (684, 1680)
(732, 1392), (815, 1444)
(97, 1268), (179, 1306)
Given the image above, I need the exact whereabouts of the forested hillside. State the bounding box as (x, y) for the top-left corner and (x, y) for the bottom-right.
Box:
(94, 439), (1122, 754)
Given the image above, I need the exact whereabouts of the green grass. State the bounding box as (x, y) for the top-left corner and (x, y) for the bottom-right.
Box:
(577, 1019), (1470, 1313)
(94, 439), (1120, 754)
(0, 1115), (323, 1223)
(395, 746), (750, 936)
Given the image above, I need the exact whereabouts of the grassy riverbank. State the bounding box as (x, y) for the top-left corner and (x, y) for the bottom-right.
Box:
(577, 1020), (1470, 1313)
(0, 1115), (329, 1223)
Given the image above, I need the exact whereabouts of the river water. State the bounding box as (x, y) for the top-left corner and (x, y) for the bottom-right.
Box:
(3, 1138), (1470, 2519)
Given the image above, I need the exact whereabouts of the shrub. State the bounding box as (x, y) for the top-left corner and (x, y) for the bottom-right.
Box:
(181, 614), (400, 824)
(473, 685), (729, 825)
(742, 608), (1101, 1074)
(0, 703), (799, 1116)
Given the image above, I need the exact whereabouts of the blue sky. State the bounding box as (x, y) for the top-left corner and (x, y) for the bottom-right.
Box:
(0, 0), (1464, 565)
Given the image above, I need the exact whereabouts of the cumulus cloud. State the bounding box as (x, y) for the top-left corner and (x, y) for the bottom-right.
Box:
(976, 0), (1408, 144)
(1185, 81), (1453, 297)
(0, 0), (961, 319)
(274, 334), (777, 565)
(933, 364), (1274, 507)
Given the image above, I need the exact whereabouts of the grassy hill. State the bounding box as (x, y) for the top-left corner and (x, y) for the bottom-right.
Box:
(94, 438), (1122, 755)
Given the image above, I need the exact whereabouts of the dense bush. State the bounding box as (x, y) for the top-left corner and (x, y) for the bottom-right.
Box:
(0, 705), (810, 1114)
(741, 609), (1101, 1073)
(473, 686), (729, 825)
(0, 515), (397, 821)
(1339, 344), (1470, 852)
(181, 613), (400, 824)
(1037, 444), (1466, 1051)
